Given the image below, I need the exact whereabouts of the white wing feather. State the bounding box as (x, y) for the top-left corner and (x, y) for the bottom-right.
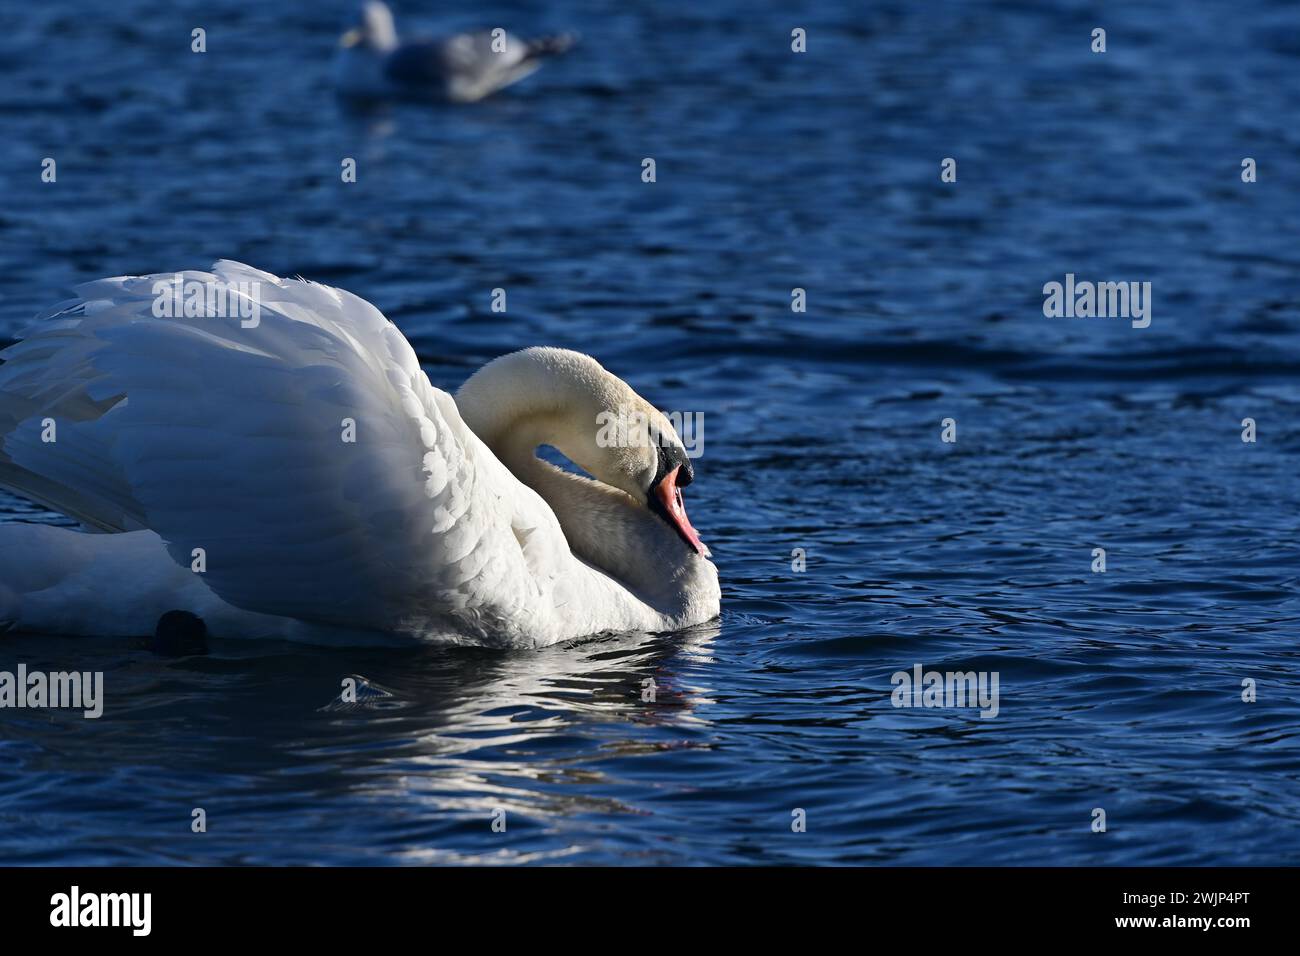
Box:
(0, 261), (561, 639)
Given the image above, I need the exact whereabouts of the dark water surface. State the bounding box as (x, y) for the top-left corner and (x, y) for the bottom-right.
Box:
(1, 0), (1299, 864)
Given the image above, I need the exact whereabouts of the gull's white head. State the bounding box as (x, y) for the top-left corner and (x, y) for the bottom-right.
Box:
(340, 1), (398, 51)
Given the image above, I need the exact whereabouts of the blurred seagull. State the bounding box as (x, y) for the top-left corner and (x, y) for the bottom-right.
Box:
(335, 1), (576, 103)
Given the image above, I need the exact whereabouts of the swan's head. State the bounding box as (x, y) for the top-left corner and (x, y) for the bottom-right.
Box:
(456, 347), (709, 558)
(340, 1), (398, 51)
(592, 394), (708, 559)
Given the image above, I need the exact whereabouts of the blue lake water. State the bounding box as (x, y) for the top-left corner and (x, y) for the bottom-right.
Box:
(1, 0), (1299, 864)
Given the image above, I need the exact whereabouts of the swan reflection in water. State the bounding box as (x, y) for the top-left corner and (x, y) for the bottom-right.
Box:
(328, 622), (723, 861)
(0, 622), (721, 863)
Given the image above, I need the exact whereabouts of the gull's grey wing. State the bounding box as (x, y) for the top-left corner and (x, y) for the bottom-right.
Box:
(384, 32), (544, 102)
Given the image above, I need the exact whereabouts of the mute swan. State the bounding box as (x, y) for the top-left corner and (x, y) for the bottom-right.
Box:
(335, 1), (576, 104)
(0, 261), (720, 648)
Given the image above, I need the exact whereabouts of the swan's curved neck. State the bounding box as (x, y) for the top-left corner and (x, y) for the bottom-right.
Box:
(455, 350), (701, 609)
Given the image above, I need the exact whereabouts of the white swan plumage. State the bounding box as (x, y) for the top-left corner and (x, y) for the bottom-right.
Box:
(0, 261), (720, 648)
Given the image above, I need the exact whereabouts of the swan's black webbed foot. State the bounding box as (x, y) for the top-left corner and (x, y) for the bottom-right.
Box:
(150, 610), (209, 657)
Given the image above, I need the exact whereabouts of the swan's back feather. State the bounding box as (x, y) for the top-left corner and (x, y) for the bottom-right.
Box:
(0, 261), (552, 638)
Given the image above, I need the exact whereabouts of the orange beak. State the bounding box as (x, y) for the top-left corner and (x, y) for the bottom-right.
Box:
(652, 465), (708, 557)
